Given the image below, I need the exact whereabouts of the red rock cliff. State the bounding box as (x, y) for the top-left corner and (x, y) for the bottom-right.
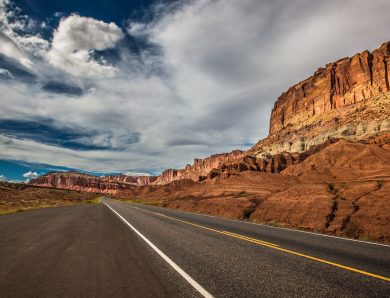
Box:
(105, 175), (157, 185)
(269, 42), (390, 135)
(29, 172), (157, 194)
(154, 150), (244, 184)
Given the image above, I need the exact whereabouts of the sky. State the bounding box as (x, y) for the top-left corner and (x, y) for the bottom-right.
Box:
(0, 0), (390, 181)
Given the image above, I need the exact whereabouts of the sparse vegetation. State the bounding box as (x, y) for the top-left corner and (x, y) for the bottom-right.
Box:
(0, 209), (22, 216)
(115, 197), (163, 207)
(83, 197), (102, 204)
(344, 221), (362, 238)
(266, 219), (281, 227)
(0, 181), (100, 216)
(0, 205), (52, 216)
(235, 191), (251, 198)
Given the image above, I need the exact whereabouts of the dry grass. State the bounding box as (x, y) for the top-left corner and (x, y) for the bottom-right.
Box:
(114, 197), (163, 207)
(0, 181), (100, 216)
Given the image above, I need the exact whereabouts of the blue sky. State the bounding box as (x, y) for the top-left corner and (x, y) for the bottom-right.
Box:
(0, 159), (144, 181)
(0, 159), (75, 181)
(0, 0), (390, 181)
(14, 0), (154, 23)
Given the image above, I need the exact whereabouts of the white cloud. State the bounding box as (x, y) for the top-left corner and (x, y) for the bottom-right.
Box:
(22, 171), (39, 179)
(0, 174), (7, 181)
(47, 15), (124, 77)
(123, 171), (152, 177)
(0, 31), (33, 68)
(0, 134), (157, 172)
(0, 0), (49, 66)
(1, 0), (390, 175)
(18, 35), (49, 57)
(127, 0), (390, 144)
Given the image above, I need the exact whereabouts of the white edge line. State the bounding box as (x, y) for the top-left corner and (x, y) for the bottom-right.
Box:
(117, 200), (390, 248)
(103, 201), (214, 298)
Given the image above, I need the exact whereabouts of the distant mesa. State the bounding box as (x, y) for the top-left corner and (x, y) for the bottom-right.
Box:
(29, 171), (157, 195)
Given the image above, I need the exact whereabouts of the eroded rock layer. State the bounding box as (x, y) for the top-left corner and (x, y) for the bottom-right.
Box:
(29, 172), (157, 194)
(105, 175), (157, 185)
(154, 150), (244, 184)
(269, 42), (390, 135)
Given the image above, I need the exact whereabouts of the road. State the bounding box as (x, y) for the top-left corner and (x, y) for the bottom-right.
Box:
(0, 198), (389, 297)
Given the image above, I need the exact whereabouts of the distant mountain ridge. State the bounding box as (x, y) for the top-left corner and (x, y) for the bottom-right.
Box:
(29, 171), (157, 194)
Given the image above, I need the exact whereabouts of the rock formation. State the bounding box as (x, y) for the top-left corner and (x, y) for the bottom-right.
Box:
(250, 42), (390, 158)
(105, 174), (157, 186)
(211, 138), (339, 178)
(154, 150), (244, 184)
(269, 42), (390, 135)
(29, 172), (157, 194)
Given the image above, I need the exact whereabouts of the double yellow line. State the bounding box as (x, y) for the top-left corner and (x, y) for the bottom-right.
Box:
(131, 206), (390, 282)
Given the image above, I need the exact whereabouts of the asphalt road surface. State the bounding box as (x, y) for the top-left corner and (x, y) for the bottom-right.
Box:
(0, 198), (389, 297)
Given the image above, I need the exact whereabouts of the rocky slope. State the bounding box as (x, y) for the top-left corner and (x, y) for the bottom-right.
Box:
(116, 136), (390, 242)
(29, 172), (157, 194)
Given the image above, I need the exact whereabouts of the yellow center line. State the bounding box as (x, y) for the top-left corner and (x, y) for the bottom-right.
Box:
(221, 230), (279, 247)
(131, 207), (279, 247)
(128, 204), (390, 282)
(164, 213), (279, 247)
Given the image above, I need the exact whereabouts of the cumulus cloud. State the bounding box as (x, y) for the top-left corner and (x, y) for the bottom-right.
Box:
(47, 15), (124, 77)
(22, 171), (39, 179)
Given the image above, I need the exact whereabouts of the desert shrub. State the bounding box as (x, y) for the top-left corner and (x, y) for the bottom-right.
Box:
(344, 221), (361, 238)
